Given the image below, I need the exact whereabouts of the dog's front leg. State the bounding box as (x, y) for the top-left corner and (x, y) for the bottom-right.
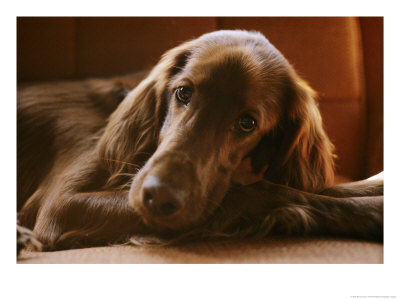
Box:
(206, 181), (383, 242)
(319, 177), (383, 198)
(32, 191), (148, 250)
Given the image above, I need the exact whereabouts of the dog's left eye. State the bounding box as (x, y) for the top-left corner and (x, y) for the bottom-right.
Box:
(237, 115), (257, 133)
(175, 87), (192, 105)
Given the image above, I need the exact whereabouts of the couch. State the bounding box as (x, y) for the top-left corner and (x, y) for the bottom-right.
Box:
(17, 17), (383, 264)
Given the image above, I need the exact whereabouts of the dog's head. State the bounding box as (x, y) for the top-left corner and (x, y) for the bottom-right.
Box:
(99, 30), (334, 231)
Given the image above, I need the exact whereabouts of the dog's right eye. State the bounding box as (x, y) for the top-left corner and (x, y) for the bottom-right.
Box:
(175, 87), (192, 106)
(236, 115), (257, 133)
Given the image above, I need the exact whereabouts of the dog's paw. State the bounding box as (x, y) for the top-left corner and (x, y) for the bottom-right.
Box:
(17, 225), (42, 255)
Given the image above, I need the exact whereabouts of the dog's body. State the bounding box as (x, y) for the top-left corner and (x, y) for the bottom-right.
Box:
(17, 30), (383, 251)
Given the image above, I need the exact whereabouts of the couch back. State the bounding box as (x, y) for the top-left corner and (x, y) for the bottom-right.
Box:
(17, 17), (383, 180)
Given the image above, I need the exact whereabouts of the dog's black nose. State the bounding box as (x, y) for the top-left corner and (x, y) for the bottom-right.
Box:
(142, 175), (184, 217)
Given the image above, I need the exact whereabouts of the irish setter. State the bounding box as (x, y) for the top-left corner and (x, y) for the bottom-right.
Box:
(17, 30), (383, 251)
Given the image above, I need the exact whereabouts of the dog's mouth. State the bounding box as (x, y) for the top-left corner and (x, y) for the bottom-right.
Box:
(129, 196), (204, 233)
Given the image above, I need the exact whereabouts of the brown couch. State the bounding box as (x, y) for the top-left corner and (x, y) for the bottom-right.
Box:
(17, 17), (383, 264)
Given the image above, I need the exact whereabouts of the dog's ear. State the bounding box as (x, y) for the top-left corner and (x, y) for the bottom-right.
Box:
(97, 43), (194, 187)
(250, 73), (335, 192)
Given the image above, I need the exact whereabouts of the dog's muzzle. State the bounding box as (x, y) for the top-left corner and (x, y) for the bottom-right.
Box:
(129, 151), (204, 230)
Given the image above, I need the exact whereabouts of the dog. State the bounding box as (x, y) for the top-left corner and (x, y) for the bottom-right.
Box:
(17, 30), (383, 251)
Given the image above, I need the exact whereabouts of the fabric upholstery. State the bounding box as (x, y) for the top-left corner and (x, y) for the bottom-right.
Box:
(18, 237), (383, 264)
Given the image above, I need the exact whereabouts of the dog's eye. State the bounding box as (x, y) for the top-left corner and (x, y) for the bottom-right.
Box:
(237, 115), (257, 133)
(175, 87), (192, 105)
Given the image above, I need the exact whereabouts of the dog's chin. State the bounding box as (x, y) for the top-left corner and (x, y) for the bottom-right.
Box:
(133, 206), (201, 233)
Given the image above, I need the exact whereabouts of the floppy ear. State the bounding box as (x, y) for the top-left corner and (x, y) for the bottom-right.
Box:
(96, 43), (194, 187)
(251, 74), (335, 192)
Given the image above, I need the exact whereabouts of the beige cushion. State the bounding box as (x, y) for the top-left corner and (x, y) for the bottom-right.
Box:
(18, 237), (383, 264)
